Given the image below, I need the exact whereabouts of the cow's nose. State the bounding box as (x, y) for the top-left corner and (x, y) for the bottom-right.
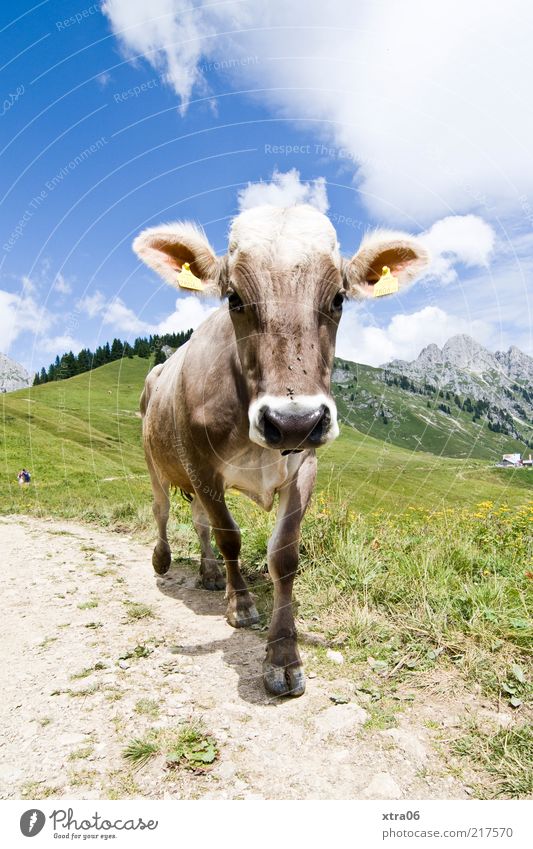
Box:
(262, 404), (330, 450)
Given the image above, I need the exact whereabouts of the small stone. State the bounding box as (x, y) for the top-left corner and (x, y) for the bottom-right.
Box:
(386, 729), (428, 765)
(440, 714), (461, 728)
(362, 772), (402, 799)
(215, 762), (236, 780)
(308, 671), (317, 679)
(315, 703), (368, 737)
(326, 649), (344, 665)
(479, 709), (513, 729)
(118, 660), (130, 670)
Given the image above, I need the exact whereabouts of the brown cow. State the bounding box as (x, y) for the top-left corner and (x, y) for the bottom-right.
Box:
(134, 204), (429, 697)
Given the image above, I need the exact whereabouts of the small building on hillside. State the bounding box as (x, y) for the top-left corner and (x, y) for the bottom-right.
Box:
(501, 453), (523, 467)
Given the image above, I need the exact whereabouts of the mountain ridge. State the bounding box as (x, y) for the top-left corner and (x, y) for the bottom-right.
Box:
(385, 334), (533, 382)
(331, 334), (533, 459)
(0, 353), (31, 393)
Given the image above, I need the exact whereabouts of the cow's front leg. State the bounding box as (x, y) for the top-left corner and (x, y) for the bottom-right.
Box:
(264, 453), (317, 697)
(199, 490), (259, 627)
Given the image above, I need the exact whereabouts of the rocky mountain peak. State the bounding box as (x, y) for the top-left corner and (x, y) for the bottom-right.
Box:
(0, 353), (32, 393)
(376, 334), (533, 449)
(385, 335), (533, 382)
(441, 335), (496, 374)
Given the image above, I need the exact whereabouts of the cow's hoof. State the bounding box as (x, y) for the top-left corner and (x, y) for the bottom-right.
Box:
(152, 542), (171, 575)
(226, 595), (260, 628)
(200, 574), (227, 591)
(263, 661), (306, 698)
(200, 559), (226, 591)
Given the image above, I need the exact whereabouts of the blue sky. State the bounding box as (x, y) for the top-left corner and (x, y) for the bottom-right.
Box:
(1, 0), (532, 375)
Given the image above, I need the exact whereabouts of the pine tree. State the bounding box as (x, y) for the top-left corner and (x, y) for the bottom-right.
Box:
(154, 346), (166, 366)
(110, 338), (124, 361)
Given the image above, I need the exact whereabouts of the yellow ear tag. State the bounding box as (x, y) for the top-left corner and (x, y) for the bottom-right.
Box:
(177, 262), (204, 291)
(373, 265), (399, 298)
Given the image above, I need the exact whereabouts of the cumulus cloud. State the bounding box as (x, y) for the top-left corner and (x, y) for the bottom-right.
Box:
(21, 276), (37, 296)
(101, 0), (244, 108)
(420, 215), (496, 284)
(102, 298), (153, 335)
(76, 290), (106, 318)
(158, 295), (218, 334)
(96, 71), (112, 88)
(53, 273), (72, 295)
(238, 169), (329, 213)
(102, 0), (533, 223)
(40, 334), (83, 354)
(77, 288), (216, 336)
(0, 288), (54, 352)
(336, 304), (491, 366)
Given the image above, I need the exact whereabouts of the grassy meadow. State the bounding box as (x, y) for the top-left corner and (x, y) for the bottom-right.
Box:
(1, 356), (532, 795)
(2, 356), (531, 519)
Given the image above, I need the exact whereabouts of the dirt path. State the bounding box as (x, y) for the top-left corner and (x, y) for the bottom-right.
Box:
(0, 516), (478, 800)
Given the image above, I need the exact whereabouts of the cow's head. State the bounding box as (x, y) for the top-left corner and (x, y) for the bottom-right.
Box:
(134, 205), (429, 452)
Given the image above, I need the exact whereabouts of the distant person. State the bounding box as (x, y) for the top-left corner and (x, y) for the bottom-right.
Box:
(18, 468), (31, 485)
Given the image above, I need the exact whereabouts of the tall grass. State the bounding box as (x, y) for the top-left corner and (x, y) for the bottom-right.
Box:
(213, 492), (532, 703)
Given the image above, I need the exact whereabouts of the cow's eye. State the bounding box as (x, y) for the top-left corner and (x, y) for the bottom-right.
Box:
(331, 291), (345, 311)
(227, 290), (244, 313)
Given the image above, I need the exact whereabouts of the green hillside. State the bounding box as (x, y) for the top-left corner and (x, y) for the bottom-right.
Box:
(1, 356), (530, 521)
(332, 358), (533, 460)
(1, 357), (152, 518)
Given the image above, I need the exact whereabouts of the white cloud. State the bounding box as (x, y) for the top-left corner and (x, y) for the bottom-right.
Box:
(101, 0), (245, 108)
(238, 169), (329, 213)
(337, 304), (491, 366)
(0, 288), (54, 352)
(102, 298), (153, 335)
(96, 71), (112, 88)
(77, 290), (106, 318)
(53, 273), (72, 295)
(157, 295), (218, 334)
(103, 0), (533, 223)
(40, 335), (83, 355)
(420, 215), (496, 284)
(76, 287), (216, 336)
(21, 275), (37, 296)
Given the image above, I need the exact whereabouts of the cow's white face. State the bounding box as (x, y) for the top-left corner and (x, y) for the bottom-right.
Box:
(133, 204), (429, 452)
(225, 207), (342, 450)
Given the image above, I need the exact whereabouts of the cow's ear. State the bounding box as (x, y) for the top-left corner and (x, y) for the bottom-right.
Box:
(133, 222), (224, 296)
(343, 230), (429, 299)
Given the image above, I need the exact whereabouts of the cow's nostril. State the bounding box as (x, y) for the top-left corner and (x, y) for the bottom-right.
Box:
(309, 405), (329, 444)
(263, 410), (283, 445)
(261, 404), (330, 448)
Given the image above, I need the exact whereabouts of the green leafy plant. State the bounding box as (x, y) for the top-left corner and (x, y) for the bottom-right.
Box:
(166, 726), (219, 771)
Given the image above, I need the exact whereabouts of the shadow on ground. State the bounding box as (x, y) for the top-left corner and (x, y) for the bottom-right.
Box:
(156, 558), (286, 707)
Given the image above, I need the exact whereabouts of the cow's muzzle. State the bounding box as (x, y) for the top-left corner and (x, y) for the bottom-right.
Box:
(263, 404), (329, 449)
(249, 395), (339, 450)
